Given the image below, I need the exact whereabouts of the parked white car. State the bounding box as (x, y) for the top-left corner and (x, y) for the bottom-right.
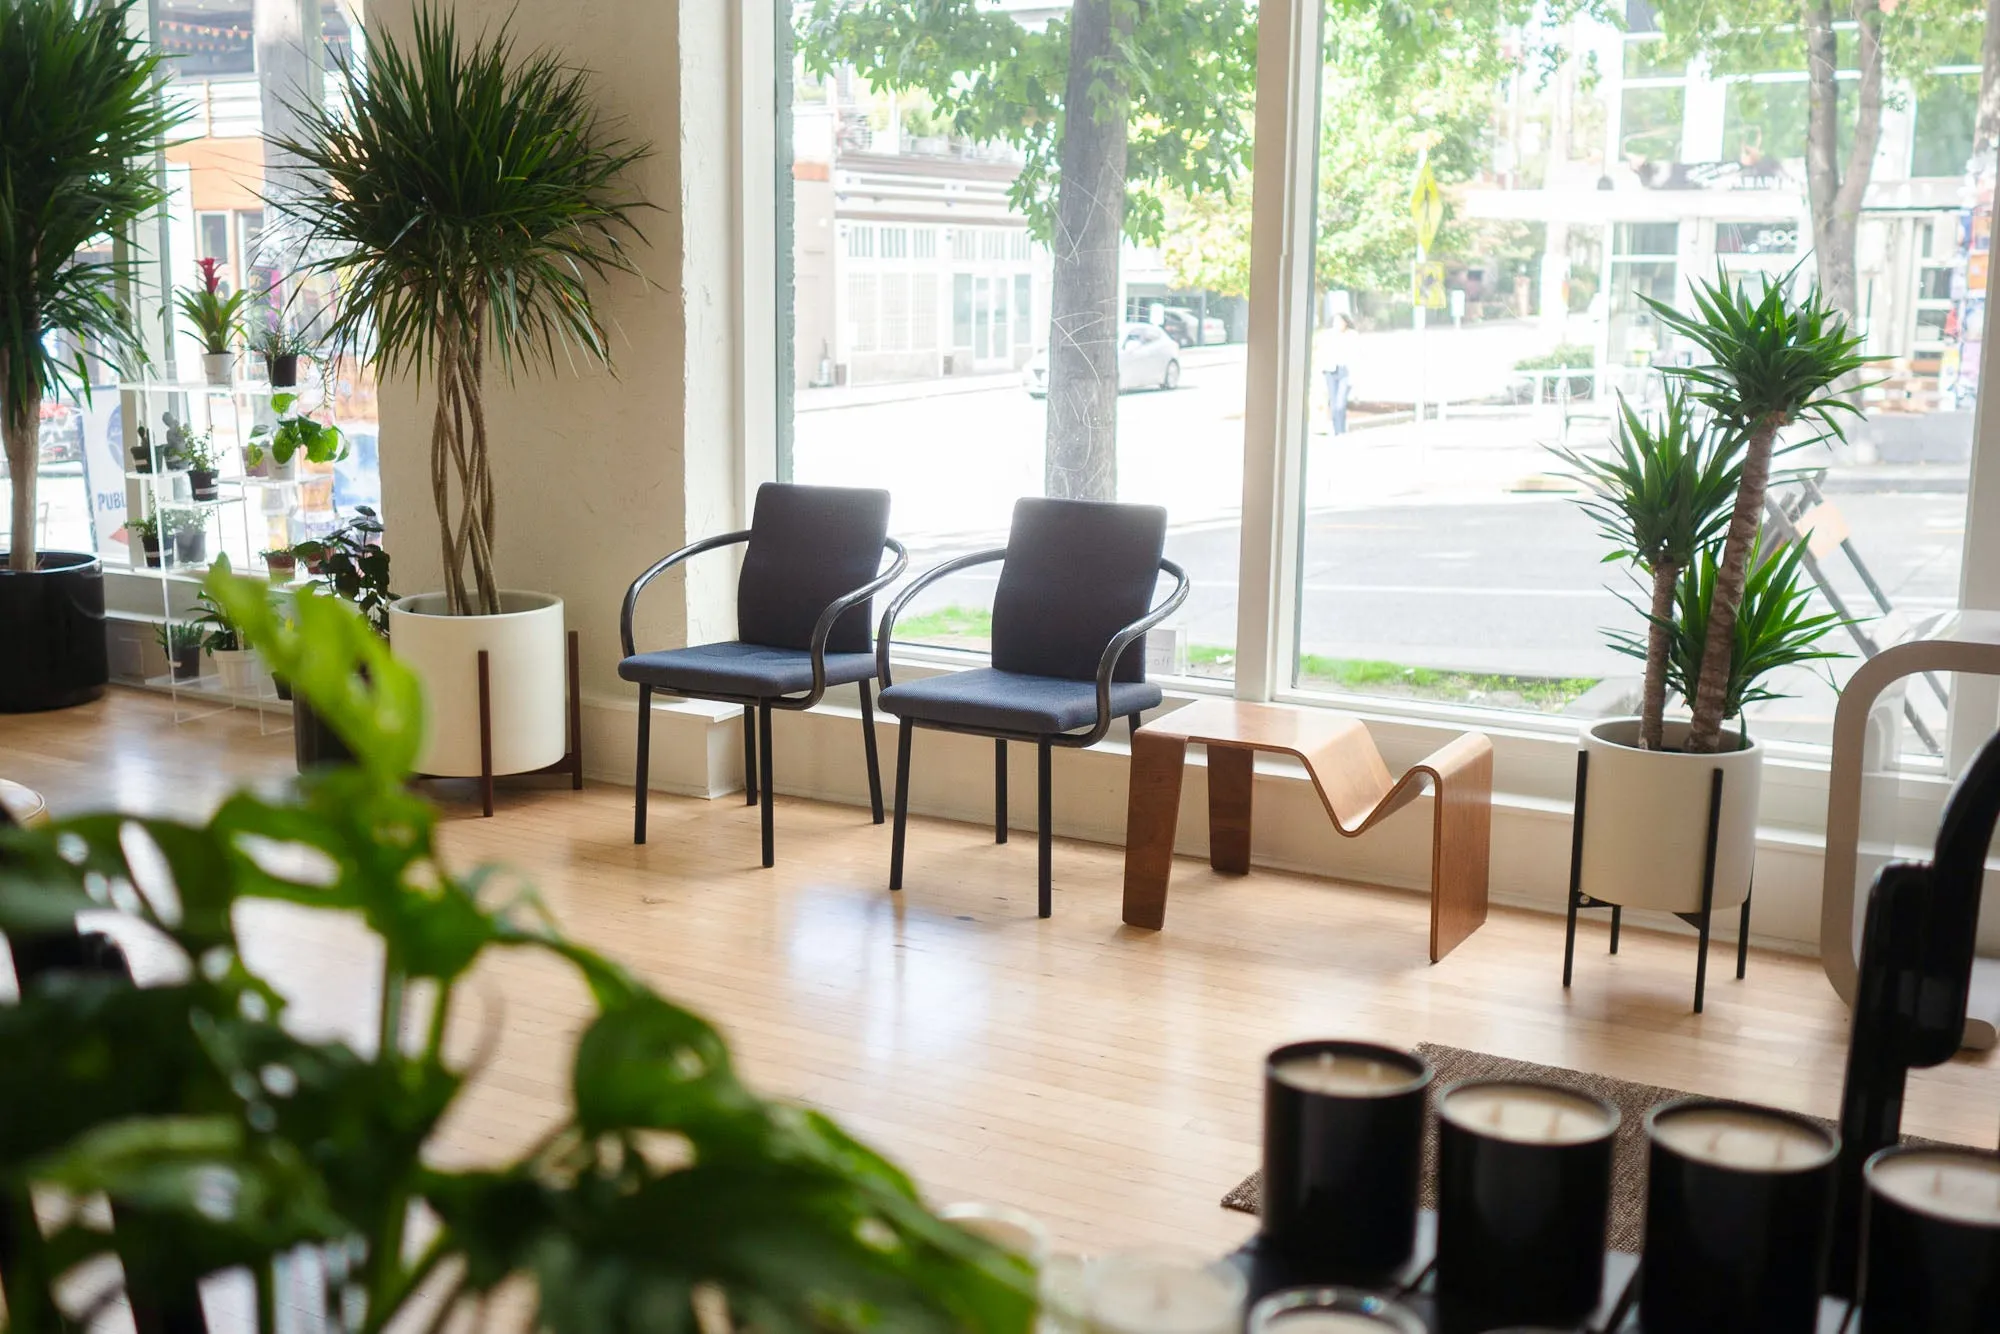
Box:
(1024, 322), (1182, 398)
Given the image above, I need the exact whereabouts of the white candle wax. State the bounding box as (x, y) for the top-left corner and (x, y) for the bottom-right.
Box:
(1439, 1082), (1615, 1145)
(1084, 1253), (1246, 1334)
(1650, 1105), (1836, 1172)
(1271, 1049), (1425, 1098)
(1260, 1314), (1400, 1331)
(1867, 1149), (2000, 1227)
(939, 1201), (1048, 1264)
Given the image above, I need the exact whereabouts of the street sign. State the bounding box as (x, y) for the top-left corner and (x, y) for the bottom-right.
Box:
(1410, 162), (1443, 254)
(1413, 261), (1446, 309)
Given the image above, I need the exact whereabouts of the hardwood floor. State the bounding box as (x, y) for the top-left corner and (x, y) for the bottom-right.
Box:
(4, 688), (1997, 1258)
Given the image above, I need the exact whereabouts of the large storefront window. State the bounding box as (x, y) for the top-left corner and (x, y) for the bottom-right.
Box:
(781, 1), (1255, 681)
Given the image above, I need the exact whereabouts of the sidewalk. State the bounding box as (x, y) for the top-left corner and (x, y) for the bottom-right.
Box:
(796, 341), (1246, 413)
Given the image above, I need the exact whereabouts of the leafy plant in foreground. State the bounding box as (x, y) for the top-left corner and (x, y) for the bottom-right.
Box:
(0, 572), (1034, 1334)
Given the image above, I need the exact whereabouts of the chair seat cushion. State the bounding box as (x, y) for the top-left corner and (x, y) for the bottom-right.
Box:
(878, 669), (1162, 736)
(619, 642), (876, 699)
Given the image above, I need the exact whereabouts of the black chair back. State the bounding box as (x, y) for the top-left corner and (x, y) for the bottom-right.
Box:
(738, 483), (892, 653)
(991, 497), (1167, 683)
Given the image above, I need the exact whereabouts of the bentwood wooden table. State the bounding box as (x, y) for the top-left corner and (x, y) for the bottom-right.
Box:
(1120, 700), (1493, 962)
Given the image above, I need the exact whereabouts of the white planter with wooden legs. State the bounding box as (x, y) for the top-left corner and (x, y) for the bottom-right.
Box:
(1565, 716), (1763, 1012)
(389, 591), (569, 788)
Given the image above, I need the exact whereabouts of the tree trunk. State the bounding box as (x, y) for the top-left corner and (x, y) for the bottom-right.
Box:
(1978, 0), (2000, 166)
(1640, 557), (1680, 751)
(1803, 0), (1885, 326)
(4, 368), (41, 574)
(1686, 418), (1781, 753)
(1044, 0), (1131, 502)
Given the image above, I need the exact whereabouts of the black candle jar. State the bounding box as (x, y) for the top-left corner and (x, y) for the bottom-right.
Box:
(1260, 1040), (1432, 1280)
(1859, 1145), (2000, 1333)
(1432, 1079), (1617, 1327)
(1641, 1098), (1839, 1334)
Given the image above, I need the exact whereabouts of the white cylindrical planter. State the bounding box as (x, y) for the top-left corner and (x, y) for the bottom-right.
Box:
(389, 591), (566, 777)
(201, 352), (234, 386)
(211, 647), (261, 695)
(1577, 718), (1762, 914)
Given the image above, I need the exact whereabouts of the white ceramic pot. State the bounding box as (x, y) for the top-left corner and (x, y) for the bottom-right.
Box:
(201, 352), (235, 387)
(389, 591), (566, 777)
(211, 647), (261, 694)
(1577, 717), (1762, 914)
(247, 452), (296, 482)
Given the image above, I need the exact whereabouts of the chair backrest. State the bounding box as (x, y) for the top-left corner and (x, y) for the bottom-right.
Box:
(991, 497), (1167, 682)
(738, 483), (893, 653)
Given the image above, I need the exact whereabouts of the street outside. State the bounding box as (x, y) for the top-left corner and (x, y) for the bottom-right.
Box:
(794, 319), (1969, 749)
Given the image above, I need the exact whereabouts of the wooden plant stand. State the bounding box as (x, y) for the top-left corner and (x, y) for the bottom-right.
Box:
(1120, 699), (1493, 962)
(414, 630), (584, 817)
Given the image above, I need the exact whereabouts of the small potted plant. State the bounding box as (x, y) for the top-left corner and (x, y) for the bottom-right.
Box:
(154, 618), (203, 681)
(287, 508), (393, 767)
(175, 257), (248, 387)
(247, 392), (345, 479)
(128, 509), (162, 568)
(251, 324), (313, 388)
(191, 571), (260, 693)
(176, 425), (220, 501)
(263, 547), (298, 583)
(164, 506), (207, 566)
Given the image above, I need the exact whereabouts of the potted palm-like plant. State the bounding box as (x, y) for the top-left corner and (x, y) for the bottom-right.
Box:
(0, 0), (184, 713)
(176, 257), (249, 386)
(154, 618), (203, 681)
(128, 508), (162, 569)
(272, 4), (649, 780)
(250, 322), (313, 387)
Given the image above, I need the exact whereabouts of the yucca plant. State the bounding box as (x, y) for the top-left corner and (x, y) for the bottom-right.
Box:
(0, 573), (1037, 1334)
(1610, 533), (1845, 730)
(1641, 265), (1871, 753)
(0, 0), (184, 574)
(1551, 387), (1742, 751)
(270, 5), (650, 617)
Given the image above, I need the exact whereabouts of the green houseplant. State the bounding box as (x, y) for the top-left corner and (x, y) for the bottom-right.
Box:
(247, 391), (345, 476)
(250, 322), (314, 387)
(0, 0), (184, 712)
(153, 617), (203, 681)
(0, 573), (1036, 1334)
(128, 508), (162, 569)
(271, 5), (649, 782)
(162, 504), (207, 566)
(176, 256), (250, 386)
(191, 570), (262, 694)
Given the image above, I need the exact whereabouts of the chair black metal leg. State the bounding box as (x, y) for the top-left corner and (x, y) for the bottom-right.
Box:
(995, 740), (1008, 844)
(743, 705), (758, 806)
(1609, 906), (1622, 955)
(1737, 886), (1753, 980)
(1562, 750), (1588, 989)
(859, 682), (884, 824)
(890, 724), (913, 891)
(634, 686), (653, 846)
(1129, 710), (1144, 736)
(1037, 740), (1053, 919)
(1694, 766), (1723, 1014)
(758, 702), (775, 869)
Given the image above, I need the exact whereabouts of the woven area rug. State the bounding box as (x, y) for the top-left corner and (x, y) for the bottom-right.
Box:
(1220, 1042), (1939, 1254)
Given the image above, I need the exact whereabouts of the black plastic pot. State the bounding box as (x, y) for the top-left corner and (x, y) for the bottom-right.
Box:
(131, 446), (152, 474)
(189, 469), (218, 502)
(174, 528), (206, 566)
(170, 644), (201, 681)
(0, 551), (109, 713)
(141, 536), (162, 568)
(273, 674), (292, 702)
(267, 354), (300, 388)
(293, 694), (353, 770)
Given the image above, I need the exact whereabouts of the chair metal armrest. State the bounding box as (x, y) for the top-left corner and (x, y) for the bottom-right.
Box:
(785, 538), (911, 708)
(875, 547), (1008, 689)
(1076, 557), (1192, 747)
(620, 530), (751, 658)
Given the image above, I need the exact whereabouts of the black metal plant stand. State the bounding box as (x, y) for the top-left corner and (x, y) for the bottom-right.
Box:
(412, 630), (585, 818)
(1562, 751), (1752, 1014)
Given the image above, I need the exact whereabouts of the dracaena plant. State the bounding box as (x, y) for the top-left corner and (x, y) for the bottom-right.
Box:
(1640, 265), (1872, 752)
(1550, 386), (1742, 751)
(270, 5), (651, 617)
(174, 257), (250, 355)
(0, 571), (1036, 1334)
(0, 0), (185, 574)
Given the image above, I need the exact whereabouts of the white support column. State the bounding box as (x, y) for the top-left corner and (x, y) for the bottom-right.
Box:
(733, 1), (779, 517)
(1950, 172), (2000, 772)
(1232, 0), (1323, 701)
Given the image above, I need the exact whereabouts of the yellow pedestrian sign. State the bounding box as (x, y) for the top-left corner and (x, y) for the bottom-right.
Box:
(1410, 163), (1443, 254)
(1413, 261), (1447, 310)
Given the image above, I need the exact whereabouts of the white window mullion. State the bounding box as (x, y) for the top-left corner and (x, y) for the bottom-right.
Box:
(1232, 0), (1323, 702)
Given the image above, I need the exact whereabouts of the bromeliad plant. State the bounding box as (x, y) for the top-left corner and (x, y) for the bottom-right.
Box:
(272, 5), (651, 617)
(0, 572), (1036, 1334)
(1639, 265), (1872, 753)
(174, 257), (250, 356)
(0, 0), (185, 574)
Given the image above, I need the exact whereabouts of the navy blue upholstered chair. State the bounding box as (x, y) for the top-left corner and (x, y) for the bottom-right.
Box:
(619, 483), (907, 867)
(877, 497), (1189, 917)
